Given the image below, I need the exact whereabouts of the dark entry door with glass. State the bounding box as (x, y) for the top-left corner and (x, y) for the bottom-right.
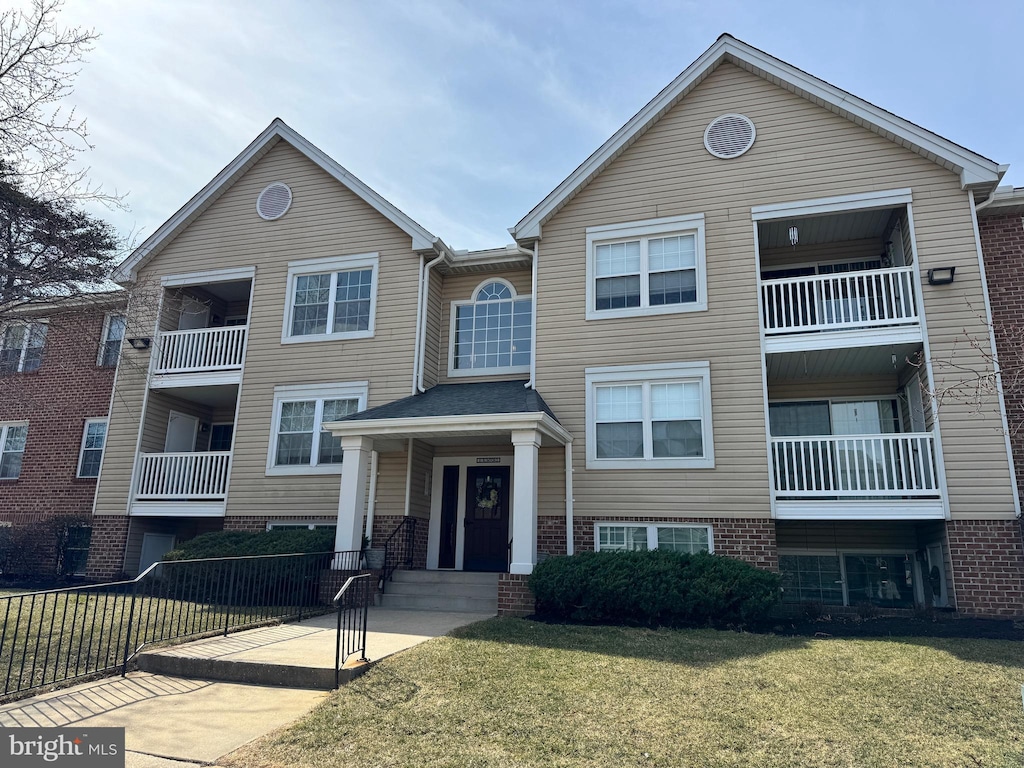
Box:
(463, 467), (510, 572)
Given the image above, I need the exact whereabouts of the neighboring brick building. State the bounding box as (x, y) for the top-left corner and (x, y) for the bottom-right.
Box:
(0, 295), (125, 578)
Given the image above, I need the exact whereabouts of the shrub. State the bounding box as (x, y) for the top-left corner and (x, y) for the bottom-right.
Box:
(163, 528), (335, 561)
(529, 550), (780, 627)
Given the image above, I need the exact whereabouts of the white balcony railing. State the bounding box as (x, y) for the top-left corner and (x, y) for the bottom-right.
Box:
(135, 452), (232, 500)
(154, 326), (247, 374)
(771, 433), (940, 498)
(762, 267), (918, 335)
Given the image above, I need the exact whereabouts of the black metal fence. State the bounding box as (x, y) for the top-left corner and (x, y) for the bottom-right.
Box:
(333, 573), (374, 688)
(0, 549), (363, 701)
(381, 518), (417, 592)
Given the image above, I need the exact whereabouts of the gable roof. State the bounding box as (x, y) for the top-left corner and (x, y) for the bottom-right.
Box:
(340, 380), (559, 422)
(112, 119), (447, 282)
(511, 34), (1005, 243)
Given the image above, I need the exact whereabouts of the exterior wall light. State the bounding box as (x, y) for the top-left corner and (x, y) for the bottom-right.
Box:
(788, 226), (799, 247)
(926, 267), (956, 286)
(127, 337), (152, 350)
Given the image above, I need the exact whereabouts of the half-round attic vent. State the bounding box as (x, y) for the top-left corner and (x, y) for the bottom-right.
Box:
(704, 114), (756, 159)
(256, 182), (293, 220)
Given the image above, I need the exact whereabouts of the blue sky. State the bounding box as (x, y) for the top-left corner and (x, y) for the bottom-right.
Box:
(47, 0), (1024, 250)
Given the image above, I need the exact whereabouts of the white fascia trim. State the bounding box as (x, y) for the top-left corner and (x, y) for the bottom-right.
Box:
(774, 500), (945, 520)
(160, 266), (256, 287)
(511, 35), (999, 240)
(130, 502), (226, 518)
(751, 189), (913, 222)
(113, 120), (443, 282)
(763, 326), (923, 355)
(151, 371), (242, 389)
(323, 412), (572, 445)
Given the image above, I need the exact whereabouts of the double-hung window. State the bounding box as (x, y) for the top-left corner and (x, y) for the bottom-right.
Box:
(77, 418), (108, 478)
(585, 362), (714, 469)
(1, 321), (48, 373)
(586, 214), (706, 319)
(596, 523), (713, 554)
(450, 279), (532, 375)
(98, 314), (126, 367)
(266, 382), (368, 475)
(282, 253), (379, 343)
(0, 423), (28, 479)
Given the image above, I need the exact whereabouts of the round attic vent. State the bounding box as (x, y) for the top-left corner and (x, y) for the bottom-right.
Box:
(256, 182), (293, 220)
(704, 114), (756, 159)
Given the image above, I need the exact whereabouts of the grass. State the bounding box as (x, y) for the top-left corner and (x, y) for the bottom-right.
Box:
(224, 618), (1024, 768)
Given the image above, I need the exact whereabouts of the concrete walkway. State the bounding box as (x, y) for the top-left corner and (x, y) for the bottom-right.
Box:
(0, 607), (491, 766)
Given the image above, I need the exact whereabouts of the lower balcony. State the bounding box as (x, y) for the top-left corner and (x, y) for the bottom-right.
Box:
(771, 433), (944, 520)
(130, 451), (231, 517)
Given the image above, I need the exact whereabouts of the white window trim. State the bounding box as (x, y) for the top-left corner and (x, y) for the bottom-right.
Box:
(447, 277), (533, 378)
(594, 522), (715, 553)
(0, 421), (29, 480)
(97, 313), (125, 367)
(77, 417), (108, 478)
(585, 213), (707, 320)
(281, 253), (379, 344)
(585, 361), (714, 470)
(265, 381), (369, 476)
(1, 320), (48, 373)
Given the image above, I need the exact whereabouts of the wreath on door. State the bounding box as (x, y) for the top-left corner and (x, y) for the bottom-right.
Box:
(475, 477), (500, 510)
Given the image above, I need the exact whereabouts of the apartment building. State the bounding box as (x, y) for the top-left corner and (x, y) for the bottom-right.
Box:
(87, 35), (1024, 617)
(0, 295), (124, 577)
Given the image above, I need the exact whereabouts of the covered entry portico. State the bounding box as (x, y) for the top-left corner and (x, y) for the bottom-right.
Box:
(324, 381), (571, 576)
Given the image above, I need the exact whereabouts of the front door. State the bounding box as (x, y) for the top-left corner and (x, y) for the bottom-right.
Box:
(463, 467), (510, 572)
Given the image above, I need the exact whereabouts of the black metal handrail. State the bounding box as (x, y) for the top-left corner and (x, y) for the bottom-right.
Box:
(333, 573), (373, 689)
(0, 549), (363, 702)
(380, 518), (417, 593)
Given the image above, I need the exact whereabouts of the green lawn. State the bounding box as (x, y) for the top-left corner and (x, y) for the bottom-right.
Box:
(225, 618), (1024, 768)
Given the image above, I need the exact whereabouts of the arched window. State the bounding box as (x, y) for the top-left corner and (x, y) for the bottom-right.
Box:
(452, 280), (532, 373)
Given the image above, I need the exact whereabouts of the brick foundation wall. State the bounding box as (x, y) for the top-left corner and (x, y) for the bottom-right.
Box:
(223, 515), (339, 533)
(572, 516), (778, 571)
(946, 519), (1024, 617)
(1, 305), (120, 576)
(538, 516), (567, 557)
(84, 515), (130, 580)
(498, 572), (534, 616)
(979, 211), (1024, 504)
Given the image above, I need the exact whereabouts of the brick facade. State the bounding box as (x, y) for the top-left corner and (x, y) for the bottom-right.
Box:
(84, 515), (130, 580)
(1, 303), (121, 577)
(223, 515), (338, 533)
(572, 516), (779, 571)
(497, 572), (534, 616)
(946, 520), (1024, 617)
(538, 515), (567, 557)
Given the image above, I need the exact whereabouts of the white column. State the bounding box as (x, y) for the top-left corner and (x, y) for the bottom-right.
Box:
(334, 436), (374, 560)
(510, 429), (541, 575)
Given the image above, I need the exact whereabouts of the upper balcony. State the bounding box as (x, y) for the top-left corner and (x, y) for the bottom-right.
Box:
(761, 266), (922, 354)
(151, 278), (251, 388)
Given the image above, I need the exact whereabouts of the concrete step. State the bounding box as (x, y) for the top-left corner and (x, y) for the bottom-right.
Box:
(391, 569), (499, 586)
(135, 651), (366, 690)
(384, 581), (497, 599)
(378, 593), (498, 613)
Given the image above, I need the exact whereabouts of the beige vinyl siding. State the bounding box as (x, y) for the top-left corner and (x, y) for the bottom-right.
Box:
(538, 446), (566, 518)
(139, 391), (215, 453)
(97, 141), (425, 521)
(535, 61), (1015, 521)
(438, 269), (533, 384)
(408, 440), (434, 520)
(372, 450), (408, 522)
(123, 517), (223, 576)
(422, 271), (443, 389)
(760, 238), (885, 271)
(768, 376), (899, 402)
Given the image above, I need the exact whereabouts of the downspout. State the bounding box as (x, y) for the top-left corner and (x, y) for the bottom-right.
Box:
(564, 441), (574, 555)
(525, 240), (539, 389)
(411, 255), (426, 395)
(364, 450), (379, 542)
(418, 253), (446, 393)
(403, 438), (414, 517)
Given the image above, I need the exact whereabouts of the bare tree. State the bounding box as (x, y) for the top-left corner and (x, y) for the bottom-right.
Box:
(0, 0), (120, 205)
